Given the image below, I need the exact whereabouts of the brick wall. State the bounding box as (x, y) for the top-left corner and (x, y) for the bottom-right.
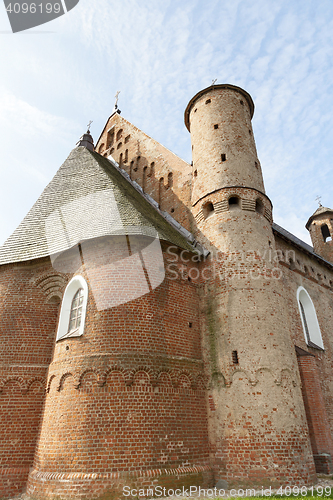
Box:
(185, 85), (317, 487)
(297, 351), (333, 473)
(273, 235), (333, 474)
(95, 114), (193, 231)
(274, 233), (333, 447)
(0, 259), (67, 496)
(26, 239), (212, 499)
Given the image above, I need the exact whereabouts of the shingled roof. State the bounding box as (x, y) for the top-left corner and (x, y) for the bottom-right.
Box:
(0, 146), (203, 265)
(305, 206), (333, 230)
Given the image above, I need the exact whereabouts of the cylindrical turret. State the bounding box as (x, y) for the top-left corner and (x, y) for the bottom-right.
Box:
(185, 84), (264, 205)
(306, 206), (333, 264)
(186, 85), (316, 487)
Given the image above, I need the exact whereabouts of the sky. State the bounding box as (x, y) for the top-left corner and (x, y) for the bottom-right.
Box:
(0, 0), (332, 246)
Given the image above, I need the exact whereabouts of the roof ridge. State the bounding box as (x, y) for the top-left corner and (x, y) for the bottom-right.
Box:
(96, 113), (191, 166)
(272, 222), (333, 269)
(99, 152), (209, 257)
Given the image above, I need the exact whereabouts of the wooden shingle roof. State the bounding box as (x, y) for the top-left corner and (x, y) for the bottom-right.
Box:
(0, 146), (202, 265)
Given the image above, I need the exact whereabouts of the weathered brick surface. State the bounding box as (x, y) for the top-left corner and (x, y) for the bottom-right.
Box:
(274, 233), (333, 474)
(185, 85), (265, 206)
(95, 114), (193, 231)
(307, 211), (333, 264)
(0, 85), (332, 498)
(297, 354), (333, 473)
(26, 240), (211, 499)
(186, 86), (317, 486)
(0, 260), (67, 496)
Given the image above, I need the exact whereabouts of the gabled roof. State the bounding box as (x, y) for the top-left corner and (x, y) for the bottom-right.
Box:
(272, 222), (333, 269)
(0, 147), (204, 266)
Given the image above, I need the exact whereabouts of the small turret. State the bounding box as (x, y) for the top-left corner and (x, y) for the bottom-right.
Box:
(306, 206), (333, 263)
(76, 125), (94, 151)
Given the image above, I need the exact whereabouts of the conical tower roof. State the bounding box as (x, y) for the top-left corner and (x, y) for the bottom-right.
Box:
(0, 146), (201, 265)
(306, 206), (333, 229)
(76, 129), (94, 151)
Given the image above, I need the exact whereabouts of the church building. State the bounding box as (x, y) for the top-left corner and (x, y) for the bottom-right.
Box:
(0, 84), (332, 499)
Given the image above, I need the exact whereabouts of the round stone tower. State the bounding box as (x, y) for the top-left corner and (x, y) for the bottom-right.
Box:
(185, 84), (264, 206)
(185, 84), (316, 487)
(306, 206), (333, 264)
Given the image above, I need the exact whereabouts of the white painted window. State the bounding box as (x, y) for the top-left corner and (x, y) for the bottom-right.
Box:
(56, 275), (88, 341)
(297, 286), (324, 350)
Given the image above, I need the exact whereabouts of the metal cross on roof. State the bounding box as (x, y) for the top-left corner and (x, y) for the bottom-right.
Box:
(86, 120), (93, 133)
(315, 195), (322, 207)
(115, 90), (121, 107)
(212, 79), (217, 86)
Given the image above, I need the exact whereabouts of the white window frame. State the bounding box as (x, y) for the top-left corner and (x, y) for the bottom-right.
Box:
(56, 275), (88, 341)
(297, 286), (324, 350)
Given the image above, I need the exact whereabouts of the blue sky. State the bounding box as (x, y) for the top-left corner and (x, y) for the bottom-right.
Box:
(0, 0), (332, 245)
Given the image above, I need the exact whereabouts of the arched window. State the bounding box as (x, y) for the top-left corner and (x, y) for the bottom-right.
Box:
(106, 127), (115, 148)
(297, 286), (324, 350)
(68, 288), (84, 333)
(56, 275), (88, 341)
(321, 224), (332, 242)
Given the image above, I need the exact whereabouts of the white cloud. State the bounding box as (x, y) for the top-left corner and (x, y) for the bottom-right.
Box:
(0, 87), (76, 140)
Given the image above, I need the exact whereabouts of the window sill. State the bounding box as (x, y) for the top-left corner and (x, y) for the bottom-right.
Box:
(307, 340), (324, 351)
(57, 328), (82, 341)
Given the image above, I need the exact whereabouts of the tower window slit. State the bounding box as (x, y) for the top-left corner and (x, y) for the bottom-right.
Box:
(232, 351), (239, 364)
(221, 154), (226, 162)
(255, 199), (264, 215)
(202, 202), (214, 219)
(228, 196), (240, 210)
(106, 128), (114, 148)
